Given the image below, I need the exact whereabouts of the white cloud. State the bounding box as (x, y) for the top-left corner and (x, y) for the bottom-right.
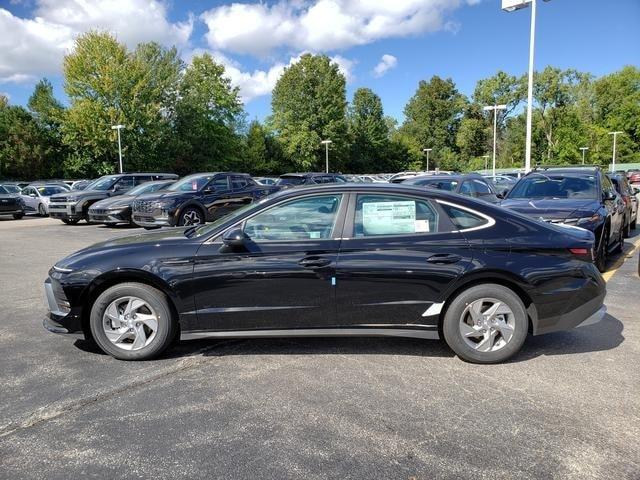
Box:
(187, 49), (355, 103)
(373, 54), (397, 78)
(200, 0), (475, 57)
(0, 0), (193, 83)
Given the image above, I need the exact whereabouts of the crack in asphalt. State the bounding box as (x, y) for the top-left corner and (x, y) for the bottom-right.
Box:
(0, 340), (246, 439)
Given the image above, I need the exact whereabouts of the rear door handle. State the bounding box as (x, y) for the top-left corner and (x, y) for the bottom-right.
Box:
(299, 257), (332, 268)
(425, 254), (461, 264)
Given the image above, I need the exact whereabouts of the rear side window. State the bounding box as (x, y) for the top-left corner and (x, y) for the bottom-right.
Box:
(232, 177), (248, 189)
(439, 203), (492, 231)
(354, 194), (439, 237)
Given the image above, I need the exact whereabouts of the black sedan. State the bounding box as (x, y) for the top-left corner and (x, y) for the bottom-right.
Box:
(44, 184), (605, 364)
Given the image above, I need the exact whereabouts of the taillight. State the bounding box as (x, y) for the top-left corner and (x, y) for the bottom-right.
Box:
(569, 247), (594, 261)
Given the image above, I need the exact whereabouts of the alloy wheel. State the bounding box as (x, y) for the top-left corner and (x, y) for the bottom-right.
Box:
(459, 298), (515, 352)
(38, 203), (46, 216)
(102, 296), (159, 351)
(181, 210), (202, 226)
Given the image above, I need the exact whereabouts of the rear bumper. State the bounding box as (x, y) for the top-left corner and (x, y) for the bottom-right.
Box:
(533, 292), (606, 335)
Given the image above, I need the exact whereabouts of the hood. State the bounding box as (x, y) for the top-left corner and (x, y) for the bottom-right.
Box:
(501, 198), (600, 221)
(51, 189), (109, 200)
(91, 195), (135, 209)
(56, 227), (192, 269)
(134, 190), (196, 202)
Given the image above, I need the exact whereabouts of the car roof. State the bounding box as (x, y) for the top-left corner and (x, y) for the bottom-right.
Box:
(281, 172), (339, 177)
(408, 173), (482, 182)
(526, 169), (598, 177)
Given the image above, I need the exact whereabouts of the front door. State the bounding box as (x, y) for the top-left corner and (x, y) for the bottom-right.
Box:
(192, 193), (346, 332)
(335, 192), (473, 327)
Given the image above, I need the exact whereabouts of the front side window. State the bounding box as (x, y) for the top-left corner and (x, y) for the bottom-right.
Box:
(244, 195), (342, 241)
(87, 175), (120, 191)
(472, 179), (493, 196)
(459, 181), (474, 197)
(354, 194), (439, 237)
(211, 176), (230, 190)
(114, 177), (135, 190)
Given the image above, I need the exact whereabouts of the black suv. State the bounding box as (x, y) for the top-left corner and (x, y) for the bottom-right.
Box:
(132, 172), (279, 228)
(502, 166), (624, 272)
(0, 184), (25, 220)
(276, 173), (348, 188)
(402, 173), (501, 203)
(49, 173), (178, 225)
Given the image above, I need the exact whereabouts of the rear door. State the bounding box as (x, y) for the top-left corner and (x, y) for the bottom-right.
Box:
(334, 192), (473, 327)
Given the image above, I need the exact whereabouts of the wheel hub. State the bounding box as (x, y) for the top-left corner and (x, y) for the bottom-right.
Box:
(102, 296), (158, 351)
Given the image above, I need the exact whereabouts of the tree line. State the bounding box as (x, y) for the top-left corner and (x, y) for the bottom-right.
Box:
(0, 32), (638, 180)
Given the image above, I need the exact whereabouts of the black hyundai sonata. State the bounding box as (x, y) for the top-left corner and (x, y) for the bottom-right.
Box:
(44, 184), (606, 364)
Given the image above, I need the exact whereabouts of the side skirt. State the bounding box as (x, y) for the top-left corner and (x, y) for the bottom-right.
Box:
(181, 327), (440, 341)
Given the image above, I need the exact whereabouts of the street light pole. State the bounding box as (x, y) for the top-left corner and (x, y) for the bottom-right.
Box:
(111, 124), (125, 173)
(320, 139), (332, 173)
(422, 148), (432, 172)
(483, 105), (507, 177)
(579, 147), (589, 165)
(502, 0), (551, 174)
(609, 131), (623, 172)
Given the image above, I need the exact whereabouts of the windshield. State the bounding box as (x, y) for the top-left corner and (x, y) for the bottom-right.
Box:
(277, 176), (305, 186)
(86, 175), (120, 191)
(0, 186), (8, 194)
(507, 174), (597, 200)
(1, 185), (21, 193)
(37, 186), (66, 196)
(168, 174), (213, 192)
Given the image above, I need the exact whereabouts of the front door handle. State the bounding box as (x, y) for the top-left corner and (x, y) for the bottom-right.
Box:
(299, 257), (332, 268)
(425, 253), (461, 264)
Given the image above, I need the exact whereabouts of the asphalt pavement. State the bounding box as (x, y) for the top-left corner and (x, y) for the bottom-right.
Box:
(0, 216), (639, 479)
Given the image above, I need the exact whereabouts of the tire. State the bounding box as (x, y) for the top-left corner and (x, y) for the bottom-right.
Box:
(442, 284), (528, 364)
(632, 217), (637, 230)
(13, 213), (24, 220)
(177, 207), (205, 226)
(613, 226), (624, 254)
(38, 203), (47, 216)
(89, 282), (177, 360)
(594, 231), (607, 273)
(623, 216), (631, 238)
(62, 218), (80, 225)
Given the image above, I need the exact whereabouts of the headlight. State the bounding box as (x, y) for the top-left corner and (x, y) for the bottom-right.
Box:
(576, 214), (601, 225)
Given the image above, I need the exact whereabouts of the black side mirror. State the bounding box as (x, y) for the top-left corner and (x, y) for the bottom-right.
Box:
(203, 186), (216, 194)
(222, 228), (248, 247)
(603, 190), (616, 201)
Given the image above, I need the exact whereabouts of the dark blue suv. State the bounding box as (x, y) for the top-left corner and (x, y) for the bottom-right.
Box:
(501, 166), (624, 272)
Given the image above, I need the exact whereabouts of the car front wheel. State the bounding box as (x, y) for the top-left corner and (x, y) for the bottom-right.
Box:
(89, 283), (177, 360)
(442, 284), (528, 364)
(178, 207), (204, 226)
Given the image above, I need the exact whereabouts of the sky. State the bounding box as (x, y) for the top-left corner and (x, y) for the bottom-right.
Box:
(0, 0), (638, 122)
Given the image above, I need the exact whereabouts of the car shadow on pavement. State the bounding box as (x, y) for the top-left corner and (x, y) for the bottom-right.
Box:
(513, 313), (624, 362)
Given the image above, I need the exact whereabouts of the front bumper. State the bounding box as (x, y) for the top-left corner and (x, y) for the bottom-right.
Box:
(88, 209), (129, 224)
(132, 212), (174, 227)
(49, 202), (82, 220)
(0, 208), (23, 215)
(43, 278), (84, 337)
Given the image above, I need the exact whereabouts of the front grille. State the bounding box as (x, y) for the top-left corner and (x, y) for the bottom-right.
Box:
(133, 200), (156, 214)
(50, 196), (69, 203)
(0, 198), (17, 208)
(91, 208), (107, 215)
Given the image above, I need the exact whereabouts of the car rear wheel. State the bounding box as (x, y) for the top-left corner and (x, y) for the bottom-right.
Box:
(61, 218), (80, 225)
(13, 213), (24, 220)
(178, 207), (204, 226)
(442, 284), (528, 364)
(89, 283), (177, 360)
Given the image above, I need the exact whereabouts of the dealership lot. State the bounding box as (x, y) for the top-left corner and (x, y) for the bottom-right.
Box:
(1, 217), (639, 479)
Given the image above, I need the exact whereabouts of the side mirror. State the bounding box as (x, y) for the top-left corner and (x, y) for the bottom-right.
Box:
(603, 190), (616, 201)
(203, 186), (216, 194)
(497, 189), (509, 199)
(30, 193), (37, 198)
(222, 228), (248, 247)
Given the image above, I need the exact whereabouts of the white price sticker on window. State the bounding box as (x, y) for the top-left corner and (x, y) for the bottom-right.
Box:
(362, 201), (416, 235)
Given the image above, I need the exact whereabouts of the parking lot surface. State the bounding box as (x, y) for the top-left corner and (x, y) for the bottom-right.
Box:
(1, 216), (639, 479)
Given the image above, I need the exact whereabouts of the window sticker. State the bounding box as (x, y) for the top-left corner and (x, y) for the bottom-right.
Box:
(309, 231), (321, 239)
(362, 201), (416, 235)
(414, 219), (430, 233)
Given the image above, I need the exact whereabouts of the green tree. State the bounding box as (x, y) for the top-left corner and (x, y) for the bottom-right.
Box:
(401, 76), (467, 169)
(270, 54), (348, 171)
(347, 88), (389, 173)
(28, 78), (66, 177)
(172, 52), (245, 174)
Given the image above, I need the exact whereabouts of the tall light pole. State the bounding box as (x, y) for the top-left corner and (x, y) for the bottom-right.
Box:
(422, 148), (432, 171)
(609, 131), (623, 172)
(482, 155), (490, 173)
(579, 147), (589, 165)
(502, 0), (551, 174)
(111, 124), (125, 173)
(320, 139), (332, 173)
(483, 104), (507, 176)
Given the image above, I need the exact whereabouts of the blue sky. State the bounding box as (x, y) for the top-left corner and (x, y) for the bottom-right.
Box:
(1, 0), (638, 122)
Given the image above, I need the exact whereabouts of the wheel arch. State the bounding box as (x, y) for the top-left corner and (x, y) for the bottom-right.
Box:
(175, 202), (207, 224)
(438, 271), (537, 335)
(79, 269), (182, 339)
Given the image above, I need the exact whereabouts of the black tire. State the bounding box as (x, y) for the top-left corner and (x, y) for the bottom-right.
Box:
(62, 218), (80, 225)
(594, 231), (607, 273)
(613, 226), (624, 254)
(38, 203), (47, 216)
(442, 284), (528, 364)
(89, 282), (177, 360)
(632, 217), (637, 230)
(13, 213), (24, 220)
(623, 217), (631, 238)
(177, 207), (205, 226)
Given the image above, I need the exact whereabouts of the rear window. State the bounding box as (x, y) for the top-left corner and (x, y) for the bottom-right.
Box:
(439, 203), (491, 231)
(413, 179), (459, 191)
(277, 176), (305, 186)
